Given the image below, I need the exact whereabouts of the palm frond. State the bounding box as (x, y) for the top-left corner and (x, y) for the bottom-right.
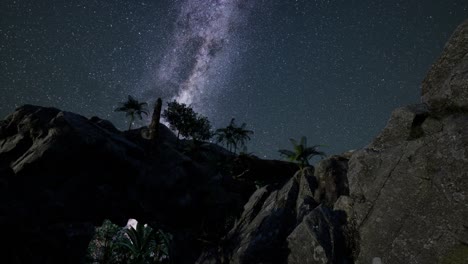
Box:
(115, 95), (148, 130)
(300, 136), (307, 148)
(279, 136), (326, 168)
(289, 138), (298, 147)
(278, 149), (295, 158)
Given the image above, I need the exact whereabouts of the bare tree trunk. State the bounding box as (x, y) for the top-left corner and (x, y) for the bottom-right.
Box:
(149, 98), (162, 141)
(128, 115), (134, 131)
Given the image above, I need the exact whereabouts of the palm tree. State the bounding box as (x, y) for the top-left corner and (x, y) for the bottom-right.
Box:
(115, 95), (149, 130)
(278, 136), (326, 170)
(233, 121), (253, 153)
(216, 118), (253, 153)
(215, 122), (234, 152)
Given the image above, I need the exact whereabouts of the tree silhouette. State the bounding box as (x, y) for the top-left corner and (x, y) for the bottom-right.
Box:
(115, 95), (149, 130)
(216, 118), (253, 153)
(162, 100), (212, 142)
(189, 115), (212, 142)
(279, 136), (326, 170)
(162, 100), (195, 140)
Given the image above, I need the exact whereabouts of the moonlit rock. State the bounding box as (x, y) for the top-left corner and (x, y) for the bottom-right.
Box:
(372, 257), (383, 264)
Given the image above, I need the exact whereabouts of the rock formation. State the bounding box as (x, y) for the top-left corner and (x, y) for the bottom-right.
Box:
(0, 105), (291, 263)
(348, 19), (468, 264)
(422, 20), (468, 114)
(198, 158), (357, 264)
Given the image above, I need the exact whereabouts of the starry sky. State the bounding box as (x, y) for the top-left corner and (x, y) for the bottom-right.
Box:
(1, 0), (467, 158)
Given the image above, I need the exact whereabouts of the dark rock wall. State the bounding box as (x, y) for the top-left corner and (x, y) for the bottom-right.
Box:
(348, 19), (468, 264)
(198, 157), (357, 264)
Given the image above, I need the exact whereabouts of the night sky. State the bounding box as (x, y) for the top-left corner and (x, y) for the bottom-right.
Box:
(1, 0), (467, 159)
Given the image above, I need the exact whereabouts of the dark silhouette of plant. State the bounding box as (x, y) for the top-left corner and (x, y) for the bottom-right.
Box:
(189, 115), (212, 142)
(119, 222), (172, 264)
(152, 229), (172, 263)
(115, 95), (149, 130)
(216, 118), (253, 153)
(162, 100), (212, 143)
(119, 223), (154, 264)
(279, 136), (326, 170)
(86, 219), (129, 264)
(86, 219), (171, 264)
(162, 100), (196, 140)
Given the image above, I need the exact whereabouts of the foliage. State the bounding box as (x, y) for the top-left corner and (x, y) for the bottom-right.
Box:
(189, 115), (212, 142)
(162, 101), (194, 139)
(86, 219), (172, 264)
(86, 219), (127, 264)
(215, 118), (253, 153)
(115, 95), (149, 130)
(162, 100), (212, 142)
(278, 136), (326, 170)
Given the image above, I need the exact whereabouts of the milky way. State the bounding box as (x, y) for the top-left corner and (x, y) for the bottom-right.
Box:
(148, 0), (253, 114)
(3, 0), (467, 158)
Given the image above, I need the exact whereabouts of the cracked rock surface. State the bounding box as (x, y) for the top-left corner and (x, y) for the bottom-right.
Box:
(422, 19), (468, 113)
(348, 19), (468, 264)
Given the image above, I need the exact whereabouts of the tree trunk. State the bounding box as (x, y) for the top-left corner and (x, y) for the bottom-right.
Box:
(128, 115), (134, 131)
(149, 98), (162, 141)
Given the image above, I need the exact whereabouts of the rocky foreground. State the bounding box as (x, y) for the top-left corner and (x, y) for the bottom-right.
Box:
(1, 20), (467, 264)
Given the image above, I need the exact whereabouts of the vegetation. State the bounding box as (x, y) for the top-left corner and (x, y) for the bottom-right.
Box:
(86, 219), (171, 264)
(115, 95), (149, 130)
(189, 115), (212, 142)
(278, 136), (326, 170)
(162, 100), (212, 142)
(86, 219), (124, 264)
(215, 118), (253, 153)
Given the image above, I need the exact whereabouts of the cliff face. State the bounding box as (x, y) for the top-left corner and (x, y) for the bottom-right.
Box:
(348, 19), (468, 264)
(198, 156), (356, 264)
(422, 19), (468, 114)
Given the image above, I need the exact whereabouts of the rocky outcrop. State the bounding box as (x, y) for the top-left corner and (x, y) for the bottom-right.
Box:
(0, 105), (145, 263)
(422, 19), (468, 113)
(348, 19), (468, 264)
(313, 155), (350, 207)
(0, 105), (275, 263)
(198, 157), (357, 264)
